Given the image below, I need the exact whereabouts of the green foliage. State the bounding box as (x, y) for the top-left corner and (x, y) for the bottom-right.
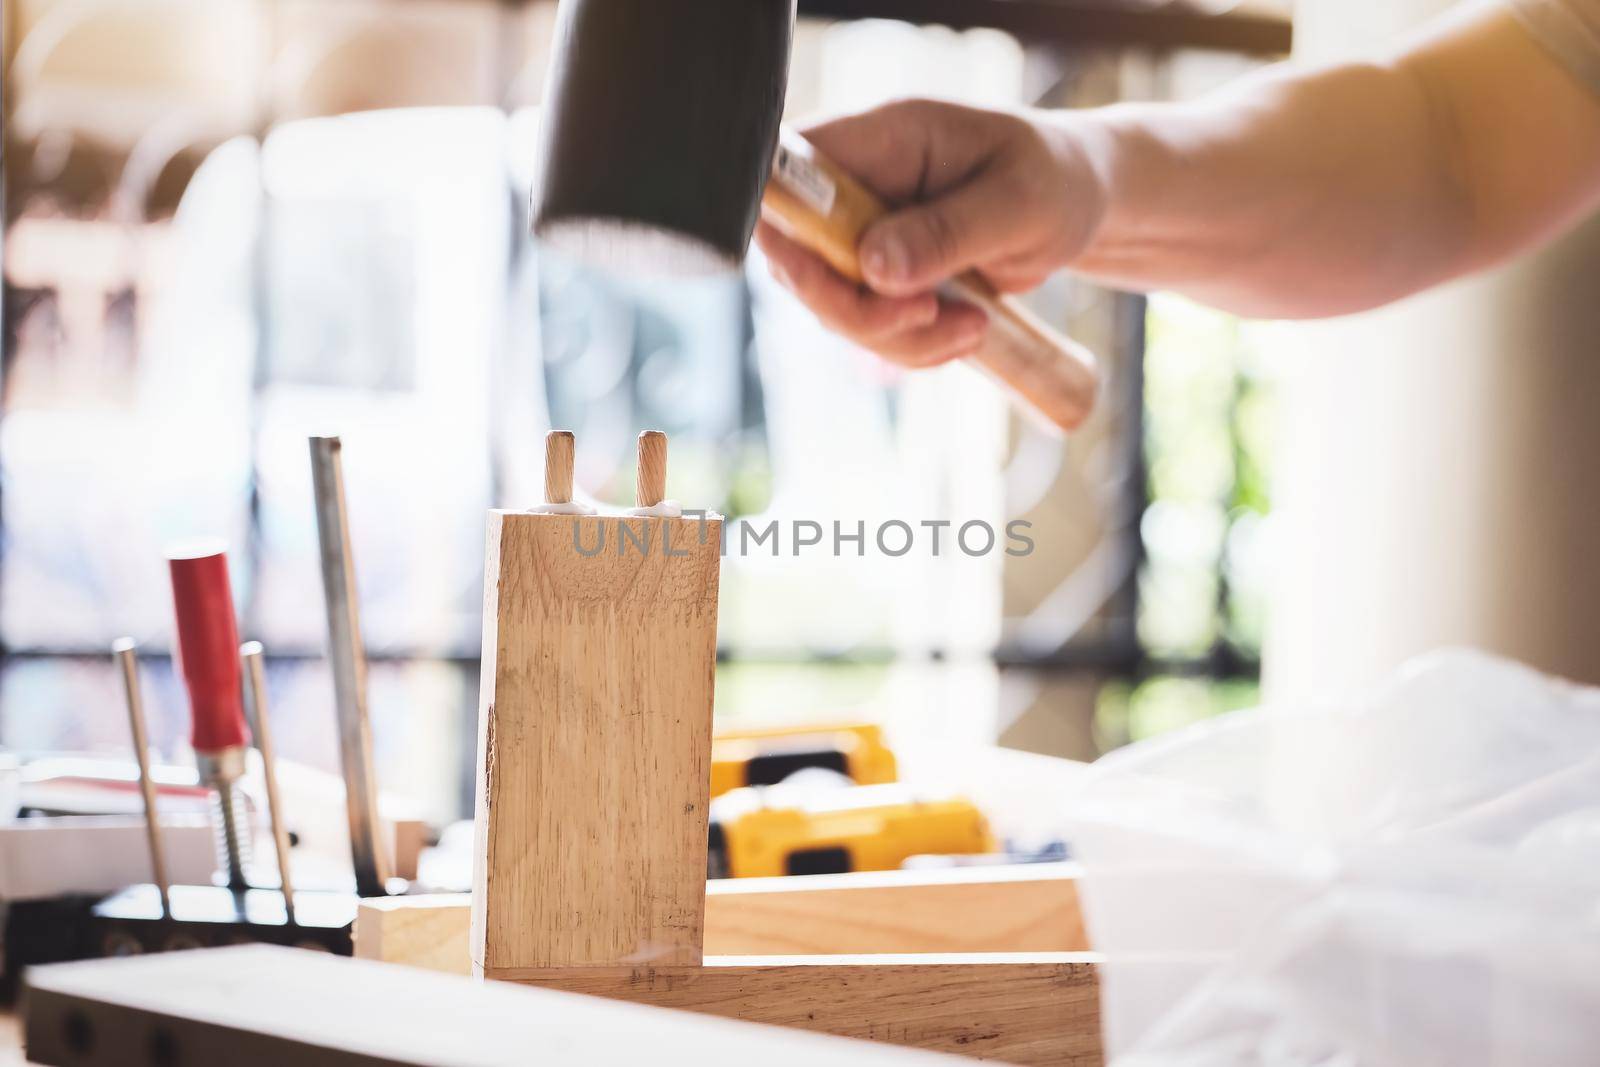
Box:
(1115, 294), (1277, 746)
(1096, 674), (1261, 749)
(713, 661), (890, 727)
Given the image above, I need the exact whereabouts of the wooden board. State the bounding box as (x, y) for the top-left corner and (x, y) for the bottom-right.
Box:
(0, 1010), (20, 1067)
(471, 509), (722, 972)
(705, 864), (1088, 955)
(357, 864), (1088, 974)
(358, 894), (472, 975)
(22, 945), (950, 1067)
(390, 819), (427, 883)
(489, 954), (1103, 1066)
(0, 815), (214, 901)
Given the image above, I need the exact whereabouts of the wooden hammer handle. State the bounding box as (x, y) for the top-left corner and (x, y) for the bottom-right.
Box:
(761, 127), (1099, 432)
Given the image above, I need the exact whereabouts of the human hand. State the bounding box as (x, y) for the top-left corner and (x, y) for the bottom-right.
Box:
(755, 98), (1104, 368)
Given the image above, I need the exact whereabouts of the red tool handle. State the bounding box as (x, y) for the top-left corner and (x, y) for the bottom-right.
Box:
(168, 547), (249, 754)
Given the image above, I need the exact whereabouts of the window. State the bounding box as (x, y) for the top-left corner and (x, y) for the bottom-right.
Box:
(3, 0), (1282, 824)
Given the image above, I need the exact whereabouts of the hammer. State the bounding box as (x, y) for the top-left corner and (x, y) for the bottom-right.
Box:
(532, 0), (1099, 433)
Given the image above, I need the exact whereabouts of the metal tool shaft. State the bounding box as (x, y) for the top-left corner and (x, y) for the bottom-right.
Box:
(114, 638), (170, 917)
(309, 435), (390, 897)
(193, 746), (250, 891)
(212, 778), (250, 891)
(242, 642), (295, 917)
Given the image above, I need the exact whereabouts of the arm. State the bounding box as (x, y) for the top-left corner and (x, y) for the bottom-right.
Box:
(1073, 5), (1600, 316)
(757, 5), (1600, 361)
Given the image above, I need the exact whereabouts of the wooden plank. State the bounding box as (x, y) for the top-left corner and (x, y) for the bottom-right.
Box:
(358, 865), (1088, 975)
(23, 945), (949, 1067)
(357, 894), (472, 975)
(795, 0), (1292, 56)
(0, 1009), (20, 1067)
(471, 506), (722, 972)
(705, 864), (1088, 955)
(0, 815), (214, 901)
(390, 819), (427, 883)
(489, 954), (1103, 1066)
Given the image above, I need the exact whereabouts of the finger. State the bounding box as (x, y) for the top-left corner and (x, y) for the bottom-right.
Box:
(873, 300), (990, 369)
(857, 169), (1030, 297)
(801, 102), (943, 203)
(756, 222), (938, 341)
(757, 221), (989, 370)
(802, 99), (1003, 202)
(981, 257), (1053, 293)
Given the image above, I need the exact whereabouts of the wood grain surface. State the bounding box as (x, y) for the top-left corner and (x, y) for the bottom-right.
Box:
(358, 864), (1088, 973)
(489, 953), (1103, 1065)
(543, 431), (574, 505)
(635, 431), (667, 508)
(0, 1011), (20, 1067)
(22, 946), (951, 1067)
(470, 509), (722, 972)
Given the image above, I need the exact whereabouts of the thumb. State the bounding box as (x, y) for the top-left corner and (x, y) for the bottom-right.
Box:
(858, 175), (1015, 296)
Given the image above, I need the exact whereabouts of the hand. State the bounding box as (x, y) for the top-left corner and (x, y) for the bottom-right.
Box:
(755, 98), (1105, 368)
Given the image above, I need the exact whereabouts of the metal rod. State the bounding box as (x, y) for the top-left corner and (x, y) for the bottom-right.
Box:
(213, 777), (250, 891)
(241, 641), (295, 918)
(308, 435), (391, 897)
(113, 638), (170, 918)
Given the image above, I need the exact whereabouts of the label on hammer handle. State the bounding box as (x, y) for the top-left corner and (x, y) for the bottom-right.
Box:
(774, 143), (837, 218)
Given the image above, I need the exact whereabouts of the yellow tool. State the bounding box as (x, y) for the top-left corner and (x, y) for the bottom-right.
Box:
(710, 723), (897, 799)
(708, 783), (996, 879)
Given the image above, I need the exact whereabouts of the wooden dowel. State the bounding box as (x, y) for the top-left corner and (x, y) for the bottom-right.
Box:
(636, 431), (667, 508)
(544, 431), (575, 505)
(241, 641), (295, 918)
(113, 638), (170, 918)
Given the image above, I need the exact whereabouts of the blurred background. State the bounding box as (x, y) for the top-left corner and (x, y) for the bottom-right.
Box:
(7, 0), (1594, 828)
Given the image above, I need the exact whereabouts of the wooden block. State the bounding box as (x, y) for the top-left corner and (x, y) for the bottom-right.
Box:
(22, 945), (950, 1066)
(489, 954), (1103, 1066)
(356, 894), (471, 975)
(389, 819), (427, 883)
(705, 864), (1088, 955)
(457, 433), (1103, 1065)
(357, 865), (1089, 975)
(0, 816), (216, 902)
(471, 504), (722, 971)
(0, 1010), (18, 1067)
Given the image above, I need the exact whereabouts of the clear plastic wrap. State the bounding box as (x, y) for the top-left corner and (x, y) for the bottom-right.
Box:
(1065, 649), (1600, 1066)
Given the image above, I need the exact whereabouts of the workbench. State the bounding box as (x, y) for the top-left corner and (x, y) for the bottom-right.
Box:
(7, 744), (1095, 1065)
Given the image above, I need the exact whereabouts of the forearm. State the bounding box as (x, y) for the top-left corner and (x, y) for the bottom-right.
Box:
(1059, 62), (1470, 318)
(1059, 8), (1600, 319)
(762, 8), (1600, 358)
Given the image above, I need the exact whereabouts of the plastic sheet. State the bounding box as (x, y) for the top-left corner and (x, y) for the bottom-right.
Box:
(1065, 649), (1600, 1066)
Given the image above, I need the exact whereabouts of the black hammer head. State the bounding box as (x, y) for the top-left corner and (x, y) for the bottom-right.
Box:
(531, 0), (796, 275)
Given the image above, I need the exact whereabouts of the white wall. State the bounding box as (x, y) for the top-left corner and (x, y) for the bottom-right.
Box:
(1266, 0), (1600, 700)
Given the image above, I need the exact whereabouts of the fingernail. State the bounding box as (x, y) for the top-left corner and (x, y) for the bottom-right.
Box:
(862, 234), (908, 287)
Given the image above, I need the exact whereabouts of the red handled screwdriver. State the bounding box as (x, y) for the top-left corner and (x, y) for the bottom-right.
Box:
(168, 545), (252, 891)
